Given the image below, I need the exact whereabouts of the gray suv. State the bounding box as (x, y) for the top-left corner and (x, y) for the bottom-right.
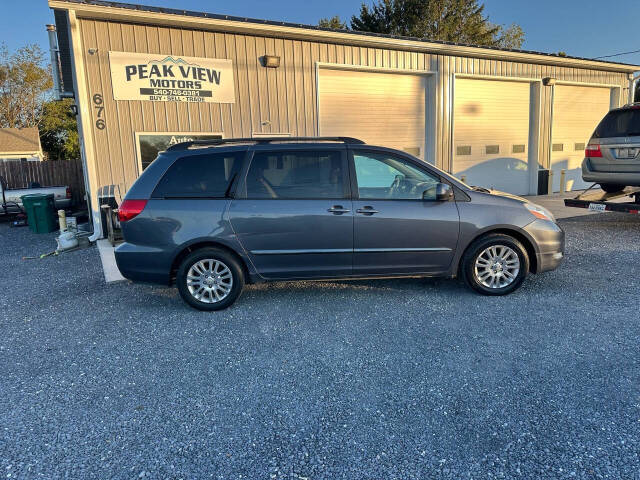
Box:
(115, 137), (564, 310)
(582, 104), (640, 192)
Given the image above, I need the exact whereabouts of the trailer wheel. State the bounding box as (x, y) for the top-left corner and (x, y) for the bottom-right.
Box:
(600, 183), (625, 194)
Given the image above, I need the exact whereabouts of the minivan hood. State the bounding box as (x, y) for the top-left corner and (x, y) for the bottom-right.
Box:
(471, 187), (527, 204)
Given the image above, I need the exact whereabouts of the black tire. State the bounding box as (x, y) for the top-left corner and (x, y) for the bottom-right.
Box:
(600, 183), (625, 194)
(461, 233), (529, 296)
(176, 247), (244, 311)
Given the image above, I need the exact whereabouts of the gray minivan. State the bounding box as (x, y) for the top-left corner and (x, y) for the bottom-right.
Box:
(582, 104), (640, 192)
(115, 137), (564, 310)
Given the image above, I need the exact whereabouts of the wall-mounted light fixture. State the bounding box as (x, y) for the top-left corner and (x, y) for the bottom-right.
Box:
(542, 77), (556, 86)
(261, 55), (281, 68)
(88, 48), (98, 55)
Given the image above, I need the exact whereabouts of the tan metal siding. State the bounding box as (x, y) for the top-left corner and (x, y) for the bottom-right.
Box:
(75, 17), (630, 193)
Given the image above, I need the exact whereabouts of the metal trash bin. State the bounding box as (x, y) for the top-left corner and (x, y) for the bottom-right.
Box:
(20, 194), (57, 233)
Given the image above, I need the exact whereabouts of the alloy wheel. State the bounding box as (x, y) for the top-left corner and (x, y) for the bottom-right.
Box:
(186, 259), (233, 303)
(473, 245), (520, 289)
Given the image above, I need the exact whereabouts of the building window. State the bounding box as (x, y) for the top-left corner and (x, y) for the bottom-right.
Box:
(512, 144), (526, 154)
(136, 132), (223, 171)
(456, 146), (472, 156)
(485, 145), (500, 155)
(552, 143), (564, 152)
(574, 142), (585, 151)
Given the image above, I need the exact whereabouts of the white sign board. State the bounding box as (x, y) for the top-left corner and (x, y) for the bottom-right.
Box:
(108, 51), (235, 104)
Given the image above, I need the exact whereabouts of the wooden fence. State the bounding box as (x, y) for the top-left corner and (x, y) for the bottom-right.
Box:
(0, 159), (85, 206)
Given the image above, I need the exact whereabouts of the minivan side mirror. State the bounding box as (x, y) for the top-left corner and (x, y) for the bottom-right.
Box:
(423, 183), (454, 201)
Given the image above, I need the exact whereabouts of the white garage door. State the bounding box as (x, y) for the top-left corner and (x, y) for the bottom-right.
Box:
(453, 78), (532, 194)
(551, 85), (612, 191)
(318, 68), (426, 159)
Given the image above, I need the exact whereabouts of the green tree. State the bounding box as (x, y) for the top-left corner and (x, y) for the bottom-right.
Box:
(39, 98), (80, 160)
(349, 0), (524, 48)
(492, 23), (525, 49)
(319, 15), (348, 30)
(0, 44), (53, 129)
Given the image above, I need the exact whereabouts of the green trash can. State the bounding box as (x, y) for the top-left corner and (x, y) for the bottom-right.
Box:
(21, 194), (58, 234)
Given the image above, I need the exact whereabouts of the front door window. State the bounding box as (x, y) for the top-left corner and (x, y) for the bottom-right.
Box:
(353, 152), (439, 200)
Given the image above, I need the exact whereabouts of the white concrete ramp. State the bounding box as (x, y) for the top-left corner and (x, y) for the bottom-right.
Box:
(96, 239), (125, 283)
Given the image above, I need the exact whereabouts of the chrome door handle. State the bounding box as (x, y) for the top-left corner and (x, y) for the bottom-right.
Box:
(356, 207), (379, 215)
(328, 205), (351, 215)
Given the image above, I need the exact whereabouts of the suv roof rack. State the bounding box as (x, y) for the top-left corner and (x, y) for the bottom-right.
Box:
(166, 136), (365, 151)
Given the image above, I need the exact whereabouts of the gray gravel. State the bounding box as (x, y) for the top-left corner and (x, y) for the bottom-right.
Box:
(1, 213), (640, 479)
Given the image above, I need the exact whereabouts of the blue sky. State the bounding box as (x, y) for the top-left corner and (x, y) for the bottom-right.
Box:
(5, 0), (640, 67)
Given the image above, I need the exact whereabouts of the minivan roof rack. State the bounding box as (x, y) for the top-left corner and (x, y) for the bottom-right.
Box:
(166, 136), (365, 151)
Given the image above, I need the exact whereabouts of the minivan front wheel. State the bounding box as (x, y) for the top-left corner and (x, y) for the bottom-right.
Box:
(461, 234), (529, 296)
(177, 247), (244, 310)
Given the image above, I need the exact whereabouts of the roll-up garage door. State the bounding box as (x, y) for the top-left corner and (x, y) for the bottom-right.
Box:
(318, 68), (426, 159)
(453, 78), (532, 194)
(551, 85), (612, 191)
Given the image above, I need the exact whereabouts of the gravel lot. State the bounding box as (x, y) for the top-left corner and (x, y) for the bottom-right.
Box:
(1, 212), (640, 479)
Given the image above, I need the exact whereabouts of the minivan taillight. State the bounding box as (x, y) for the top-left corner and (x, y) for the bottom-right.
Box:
(118, 199), (147, 222)
(585, 144), (602, 158)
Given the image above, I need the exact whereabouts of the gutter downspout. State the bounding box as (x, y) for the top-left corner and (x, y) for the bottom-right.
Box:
(64, 9), (103, 242)
(46, 25), (62, 101)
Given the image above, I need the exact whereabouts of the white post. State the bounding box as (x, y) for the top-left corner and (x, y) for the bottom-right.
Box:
(58, 209), (67, 232)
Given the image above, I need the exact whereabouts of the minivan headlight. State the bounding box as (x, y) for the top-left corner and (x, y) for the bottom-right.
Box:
(524, 202), (555, 222)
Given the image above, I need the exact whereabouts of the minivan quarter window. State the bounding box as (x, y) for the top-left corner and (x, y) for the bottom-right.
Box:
(353, 151), (439, 200)
(152, 151), (244, 198)
(245, 150), (347, 199)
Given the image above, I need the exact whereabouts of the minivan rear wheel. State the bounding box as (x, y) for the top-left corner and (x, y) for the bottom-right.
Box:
(176, 247), (244, 310)
(600, 183), (625, 194)
(461, 234), (529, 296)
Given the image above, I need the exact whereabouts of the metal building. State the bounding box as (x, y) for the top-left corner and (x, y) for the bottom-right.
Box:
(47, 0), (639, 238)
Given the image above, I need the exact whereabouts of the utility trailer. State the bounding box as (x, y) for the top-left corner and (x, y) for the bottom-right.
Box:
(564, 184), (640, 214)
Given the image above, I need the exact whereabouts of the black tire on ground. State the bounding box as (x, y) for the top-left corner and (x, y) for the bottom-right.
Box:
(461, 233), (530, 296)
(176, 247), (245, 311)
(600, 183), (625, 194)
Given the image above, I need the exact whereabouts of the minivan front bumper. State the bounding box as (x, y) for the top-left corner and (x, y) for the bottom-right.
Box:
(523, 219), (565, 273)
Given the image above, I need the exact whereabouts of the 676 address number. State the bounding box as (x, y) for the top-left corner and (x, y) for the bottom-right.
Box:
(93, 93), (106, 130)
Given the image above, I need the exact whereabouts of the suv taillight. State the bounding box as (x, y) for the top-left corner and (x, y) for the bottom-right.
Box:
(66, 187), (72, 199)
(118, 199), (147, 222)
(585, 144), (602, 158)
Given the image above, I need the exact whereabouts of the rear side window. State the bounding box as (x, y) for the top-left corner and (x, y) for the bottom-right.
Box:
(152, 152), (244, 198)
(245, 150), (347, 199)
(592, 109), (640, 138)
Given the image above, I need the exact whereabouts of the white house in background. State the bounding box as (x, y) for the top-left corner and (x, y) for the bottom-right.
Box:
(0, 128), (44, 162)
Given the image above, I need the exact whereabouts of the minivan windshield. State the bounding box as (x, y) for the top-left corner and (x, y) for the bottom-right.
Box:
(592, 108), (640, 138)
